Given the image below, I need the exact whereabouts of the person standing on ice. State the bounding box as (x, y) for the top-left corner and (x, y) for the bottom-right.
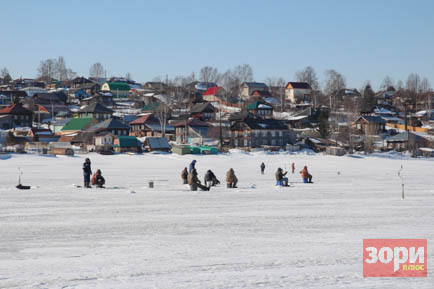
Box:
(300, 166), (313, 183)
(181, 167), (188, 184)
(82, 158), (92, 188)
(188, 168), (209, 191)
(226, 168), (238, 188)
(260, 162), (265, 174)
(291, 162), (295, 174)
(189, 160), (197, 173)
(275, 168), (289, 186)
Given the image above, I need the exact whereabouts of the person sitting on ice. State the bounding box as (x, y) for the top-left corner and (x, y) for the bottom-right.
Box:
(189, 160), (197, 173)
(275, 168), (289, 187)
(181, 167), (188, 184)
(91, 169), (105, 188)
(226, 168), (238, 188)
(204, 170), (220, 188)
(300, 166), (313, 183)
(188, 168), (209, 191)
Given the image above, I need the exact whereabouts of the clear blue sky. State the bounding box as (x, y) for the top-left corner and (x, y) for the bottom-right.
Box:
(1, 0), (433, 89)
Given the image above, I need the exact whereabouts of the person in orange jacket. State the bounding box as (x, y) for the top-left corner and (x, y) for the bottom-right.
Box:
(300, 166), (312, 183)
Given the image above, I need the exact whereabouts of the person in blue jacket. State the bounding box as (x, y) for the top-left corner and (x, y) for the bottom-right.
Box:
(189, 160), (197, 173)
(83, 158), (92, 188)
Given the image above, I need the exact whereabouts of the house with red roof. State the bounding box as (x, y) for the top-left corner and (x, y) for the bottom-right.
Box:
(129, 113), (174, 139)
(0, 103), (33, 129)
(202, 86), (226, 102)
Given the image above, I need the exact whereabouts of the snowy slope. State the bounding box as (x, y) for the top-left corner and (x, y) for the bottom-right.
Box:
(0, 152), (433, 288)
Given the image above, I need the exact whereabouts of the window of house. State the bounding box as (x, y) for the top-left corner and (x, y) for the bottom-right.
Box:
(234, 139), (238, 146)
(357, 124), (361, 129)
(279, 131), (283, 137)
(244, 130), (248, 136)
(271, 131), (275, 137)
(271, 139), (276, 146)
(262, 130), (266, 136)
(244, 139), (248, 146)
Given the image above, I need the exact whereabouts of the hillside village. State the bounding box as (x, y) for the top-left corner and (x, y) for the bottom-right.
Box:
(0, 65), (433, 157)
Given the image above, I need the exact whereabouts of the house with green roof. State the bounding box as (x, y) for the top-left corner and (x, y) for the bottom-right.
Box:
(246, 101), (273, 119)
(113, 135), (141, 153)
(61, 118), (98, 133)
(101, 82), (131, 98)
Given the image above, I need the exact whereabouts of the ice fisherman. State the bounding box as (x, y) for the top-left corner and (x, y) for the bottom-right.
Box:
(181, 167), (188, 184)
(189, 160), (197, 173)
(260, 162), (265, 174)
(82, 158), (92, 188)
(226, 168), (238, 188)
(91, 169), (105, 188)
(204, 170), (220, 188)
(291, 162), (295, 174)
(300, 166), (313, 183)
(188, 168), (210, 191)
(275, 168), (289, 187)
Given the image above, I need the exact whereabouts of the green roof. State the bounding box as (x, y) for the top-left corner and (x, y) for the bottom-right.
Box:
(103, 82), (130, 91)
(246, 101), (273, 110)
(62, 118), (95, 131)
(116, 136), (139, 147)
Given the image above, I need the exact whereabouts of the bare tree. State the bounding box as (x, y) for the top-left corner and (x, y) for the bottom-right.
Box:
(233, 64), (253, 83)
(0, 68), (12, 84)
(37, 58), (56, 81)
(89, 62), (105, 78)
(380, 75), (394, 91)
(199, 66), (218, 84)
(419, 77), (431, 94)
(324, 69), (346, 110)
(406, 73), (421, 93)
(295, 66), (320, 90)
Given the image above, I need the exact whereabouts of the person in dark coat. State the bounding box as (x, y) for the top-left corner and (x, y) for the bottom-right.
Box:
(275, 168), (289, 186)
(188, 168), (209, 191)
(82, 158), (92, 188)
(181, 167), (188, 184)
(189, 160), (197, 173)
(204, 170), (220, 188)
(92, 169), (105, 188)
(260, 162), (265, 174)
(291, 162), (295, 174)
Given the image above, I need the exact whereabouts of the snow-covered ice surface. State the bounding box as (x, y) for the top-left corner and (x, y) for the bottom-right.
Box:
(1, 152), (433, 288)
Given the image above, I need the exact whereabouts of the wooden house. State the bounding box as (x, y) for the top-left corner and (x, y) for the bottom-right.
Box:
(0, 103), (33, 129)
(353, 115), (386, 135)
(245, 101), (273, 119)
(101, 82), (130, 98)
(76, 102), (113, 122)
(230, 116), (294, 148)
(240, 82), (269, 100)
(113, 136), (141, 153)
(190, 102), (216, 121)
(88, 118), (130, 136)
(129, 113), (174, 139)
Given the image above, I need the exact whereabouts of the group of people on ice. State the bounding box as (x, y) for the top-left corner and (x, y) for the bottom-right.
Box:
(82, 158), (105, 188)
(180, 159), (312, 191)
(181, 160), (238, 191)
(81, 157), (312, 190)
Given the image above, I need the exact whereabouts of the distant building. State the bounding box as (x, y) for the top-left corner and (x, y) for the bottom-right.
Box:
(285, 82), (312, 103)
(230, 115), (293, 148)
(76, 102), (113, 121)
(0, 103), (33, 129)
(88, 118), (130, 136)
(245, 101), (273, 119)
(240, 82), (269, 100)
(101, 82), (130, 98)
